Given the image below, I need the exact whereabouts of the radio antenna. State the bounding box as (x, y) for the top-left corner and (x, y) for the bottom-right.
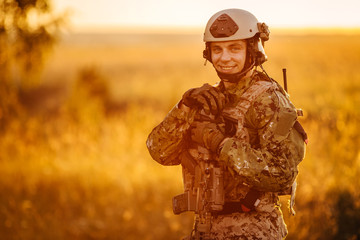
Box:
(282, 68), (288, 92)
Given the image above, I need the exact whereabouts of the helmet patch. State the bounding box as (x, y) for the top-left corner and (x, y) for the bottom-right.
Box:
(210, 14), (239, 38)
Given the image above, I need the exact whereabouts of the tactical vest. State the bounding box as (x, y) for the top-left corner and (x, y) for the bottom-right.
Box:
(173, 72), (305, 216)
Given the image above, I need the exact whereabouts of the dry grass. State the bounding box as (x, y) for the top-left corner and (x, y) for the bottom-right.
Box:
(1, 30), (360, 239)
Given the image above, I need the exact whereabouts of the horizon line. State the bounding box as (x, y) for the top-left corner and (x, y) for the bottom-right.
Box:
(64, 25), (360, 35)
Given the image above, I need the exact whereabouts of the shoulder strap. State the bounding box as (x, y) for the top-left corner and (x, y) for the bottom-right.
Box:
(222, 78), (275, 123)
(222, 77), (276, 141)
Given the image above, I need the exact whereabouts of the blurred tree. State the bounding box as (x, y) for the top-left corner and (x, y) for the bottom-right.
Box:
(334, 190), (360, 240)
(0, 0), (65, 129)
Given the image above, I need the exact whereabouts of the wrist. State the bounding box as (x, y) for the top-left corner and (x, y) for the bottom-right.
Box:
(177, 100), (191, 113)
(170, 102), (195, 125)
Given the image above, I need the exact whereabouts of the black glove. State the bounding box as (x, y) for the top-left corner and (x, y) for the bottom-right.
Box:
(190, 121), (225, 153)
(181, 84), (227, 116)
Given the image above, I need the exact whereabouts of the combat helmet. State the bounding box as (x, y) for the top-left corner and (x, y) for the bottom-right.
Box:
(203, 9), (270, 81)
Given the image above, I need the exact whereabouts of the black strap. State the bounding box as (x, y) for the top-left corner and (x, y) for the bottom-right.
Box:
(218, 201), (244, 215)
(241, 189), (261, 210)
(215, 189), (262, 215)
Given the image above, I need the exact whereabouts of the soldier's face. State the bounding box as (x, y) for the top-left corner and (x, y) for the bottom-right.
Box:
(210, 40), (247, 75)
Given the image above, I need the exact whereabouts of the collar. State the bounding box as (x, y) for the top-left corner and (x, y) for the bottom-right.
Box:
(221, 71), (257, 95)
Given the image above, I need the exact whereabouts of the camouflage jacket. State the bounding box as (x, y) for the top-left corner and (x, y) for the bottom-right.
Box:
(146, 71), (305, 204)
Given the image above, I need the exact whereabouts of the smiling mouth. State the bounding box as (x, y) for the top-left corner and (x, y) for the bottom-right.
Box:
(219, 66), (236, 71)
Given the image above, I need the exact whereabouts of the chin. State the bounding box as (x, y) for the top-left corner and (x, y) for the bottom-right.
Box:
(217, 70), (240, 75)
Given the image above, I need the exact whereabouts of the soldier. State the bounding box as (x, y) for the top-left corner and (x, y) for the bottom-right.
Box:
(146, 8), (306, 240)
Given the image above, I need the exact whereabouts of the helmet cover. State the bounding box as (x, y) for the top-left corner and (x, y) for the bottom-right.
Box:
(204, 9), (260, 42)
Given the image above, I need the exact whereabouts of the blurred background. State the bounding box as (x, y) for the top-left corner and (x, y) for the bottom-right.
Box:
(1, 0), (360, 239)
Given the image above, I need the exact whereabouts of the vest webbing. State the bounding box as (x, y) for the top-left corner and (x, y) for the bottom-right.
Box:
(222, 79), (276, 140)
(222, 78), (300, 215)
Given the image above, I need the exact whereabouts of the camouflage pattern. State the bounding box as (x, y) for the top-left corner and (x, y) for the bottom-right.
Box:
(219, 73), (305, 193)
(146, 104), (196, 165)
(209, 207), (288, 239)
(146, 71), (305, 239)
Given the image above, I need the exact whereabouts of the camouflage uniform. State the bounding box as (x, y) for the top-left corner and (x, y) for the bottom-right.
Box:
(147, 71), (305, 239)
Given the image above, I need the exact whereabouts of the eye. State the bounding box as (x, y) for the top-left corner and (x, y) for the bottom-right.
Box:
(211, 46), (222, 54)
(231, 45), (243, 52)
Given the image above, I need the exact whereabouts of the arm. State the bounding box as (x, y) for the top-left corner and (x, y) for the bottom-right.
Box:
(146, 83), (226, 166)
(146, 102), (196, 165)
(219, 89), (305, 192)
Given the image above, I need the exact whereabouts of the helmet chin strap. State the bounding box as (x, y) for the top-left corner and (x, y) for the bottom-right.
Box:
(215, 61), (255, 83)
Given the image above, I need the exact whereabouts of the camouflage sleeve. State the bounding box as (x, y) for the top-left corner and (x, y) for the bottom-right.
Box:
(219, 89), (305, 192)
(146, 102), (196, 166)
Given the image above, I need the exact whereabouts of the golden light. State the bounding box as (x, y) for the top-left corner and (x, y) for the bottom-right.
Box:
(53, 0), (360, 32)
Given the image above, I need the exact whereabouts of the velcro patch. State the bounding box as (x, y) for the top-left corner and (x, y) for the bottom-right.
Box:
(210, 14), (239, 38)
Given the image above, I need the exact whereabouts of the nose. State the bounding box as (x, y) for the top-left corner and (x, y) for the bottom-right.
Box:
(220, 49), (231, 62)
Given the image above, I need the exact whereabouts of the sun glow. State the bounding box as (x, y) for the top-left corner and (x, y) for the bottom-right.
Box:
(54, 0), (360, 33)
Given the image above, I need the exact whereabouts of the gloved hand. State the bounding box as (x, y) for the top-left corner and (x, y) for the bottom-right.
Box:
(181, 84), (227, 116)
(190, 121), (225, 153)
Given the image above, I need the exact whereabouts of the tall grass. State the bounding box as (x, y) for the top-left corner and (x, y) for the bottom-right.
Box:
(0, 31), (360, 239)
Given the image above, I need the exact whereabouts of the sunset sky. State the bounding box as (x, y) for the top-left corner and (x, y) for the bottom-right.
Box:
(53, 0), (360, 31)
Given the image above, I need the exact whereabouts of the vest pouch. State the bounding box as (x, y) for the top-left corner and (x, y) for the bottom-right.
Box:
(206, 167), (225, 211)
(172, 191), (197, 215)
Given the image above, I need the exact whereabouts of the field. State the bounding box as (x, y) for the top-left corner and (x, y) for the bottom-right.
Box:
(1, 30), (360, 239)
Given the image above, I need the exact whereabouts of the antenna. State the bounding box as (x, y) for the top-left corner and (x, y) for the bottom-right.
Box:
(282, 68), (288, 92)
